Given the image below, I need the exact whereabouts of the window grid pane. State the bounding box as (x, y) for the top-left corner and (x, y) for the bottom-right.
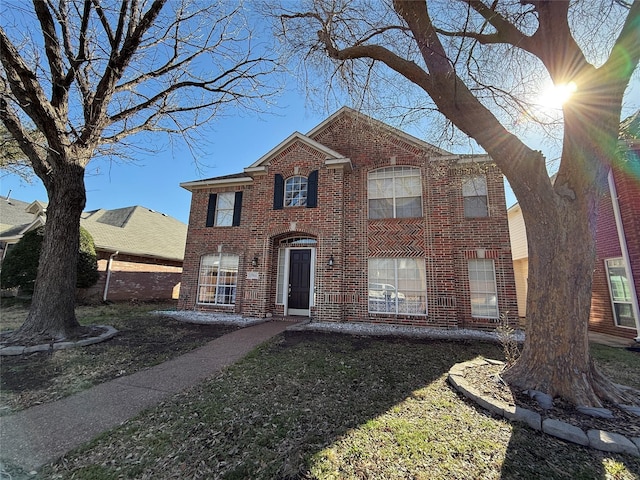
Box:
(215, 192), (235, 226)
(368, 258), (427, 315)
(606, 258), (637, 328)
(284, 176), (308, 207)
(197, 254), (238, 305)
(463, 176), (488, 218)
(368, 167), (422, 219)
(468, 259), (498, 318)
(276, 249), (286, 304)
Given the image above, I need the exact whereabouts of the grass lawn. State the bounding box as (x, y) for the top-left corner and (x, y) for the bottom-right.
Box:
(0, 301), (237, 414)
(36, 331), (640, 480)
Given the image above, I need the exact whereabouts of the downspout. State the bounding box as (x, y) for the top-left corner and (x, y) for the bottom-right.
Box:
(103, 251), (119, 302)
(608, 170), (640, 341)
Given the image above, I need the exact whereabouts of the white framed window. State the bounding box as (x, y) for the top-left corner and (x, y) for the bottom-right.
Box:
(197, 253), (239, 305)
(214, 192), (235, 226)
(285, 176), (308, 207)
(368, 167), (422, 219)
(463, 176), (488, 218)
(368, 258), (427, 315)
(468, 259), (498, 318)
(605, 258), (637, 328)
(206, 191), (242, 227)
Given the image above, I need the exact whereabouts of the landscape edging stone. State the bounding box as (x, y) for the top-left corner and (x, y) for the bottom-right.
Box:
(447, 359), (640, 457)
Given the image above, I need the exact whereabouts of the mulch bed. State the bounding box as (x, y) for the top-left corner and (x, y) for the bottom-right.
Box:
(465, 362), (640, 438)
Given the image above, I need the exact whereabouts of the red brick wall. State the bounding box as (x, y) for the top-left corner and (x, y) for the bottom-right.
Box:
(590, 154), (640, 339)
(81, 252), (183, 303)
(180, 111), (517, 330)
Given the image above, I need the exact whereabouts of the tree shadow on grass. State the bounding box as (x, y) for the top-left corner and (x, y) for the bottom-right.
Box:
(0, 317), (236, 413)
(41, 330), (640, 479)
(500, 424), (640, 479)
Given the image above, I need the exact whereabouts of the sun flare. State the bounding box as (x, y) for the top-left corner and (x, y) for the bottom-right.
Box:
(538, 81), (577, 110)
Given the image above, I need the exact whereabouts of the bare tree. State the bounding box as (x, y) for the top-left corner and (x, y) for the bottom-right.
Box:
(277, 0), (640, 407)
(0, 0), (279, 342)
(1, 124), (38, 183)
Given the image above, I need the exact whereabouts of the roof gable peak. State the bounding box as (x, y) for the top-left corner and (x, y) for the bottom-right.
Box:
(246, 132), (346, 170)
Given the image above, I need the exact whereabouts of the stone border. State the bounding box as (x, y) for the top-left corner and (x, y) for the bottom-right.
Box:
(153, 310), (270, 327)
(448, 359), (640, 457)
(0, 325), (118, 356)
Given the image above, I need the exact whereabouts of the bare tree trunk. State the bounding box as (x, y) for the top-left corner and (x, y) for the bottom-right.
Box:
(12, 162), (86, 342)
(503, 113), (633, 407)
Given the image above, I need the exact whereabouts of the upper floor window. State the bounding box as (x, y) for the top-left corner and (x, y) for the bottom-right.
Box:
(285, 176), (308, 207)
(273, 171), (318, 210)
(206, 191), (242, 227)
(368, 167), (422, 219)
(462, 175), (488, 218)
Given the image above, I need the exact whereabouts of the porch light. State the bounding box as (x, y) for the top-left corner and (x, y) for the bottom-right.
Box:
(328, 255), (334, 268)
(251, 255), (259, 267)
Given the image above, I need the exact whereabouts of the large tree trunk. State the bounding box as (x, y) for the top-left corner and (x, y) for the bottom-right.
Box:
(502, 110), (633, 407)
(12, 161), (87, 342)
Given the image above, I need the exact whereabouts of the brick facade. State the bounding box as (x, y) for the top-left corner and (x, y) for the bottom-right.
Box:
(81, 252), (183, 303)
(179, 108), (518, 331)
(590, 149), (640, 339)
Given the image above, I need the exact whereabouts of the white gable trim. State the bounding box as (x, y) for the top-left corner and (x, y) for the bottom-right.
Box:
(180, 176), (253, 191)
(246, 132), (345, 169)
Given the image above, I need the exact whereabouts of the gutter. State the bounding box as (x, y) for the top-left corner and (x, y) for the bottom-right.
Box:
(103, 251), (119, 302)
(608, 170), (640, 341)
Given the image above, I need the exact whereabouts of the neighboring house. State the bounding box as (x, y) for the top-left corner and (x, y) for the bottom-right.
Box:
(0, 199), (187, 302)
(0, 198), (46, 263)
(507, 145), (640, 341)
(179, 107), (518, 330)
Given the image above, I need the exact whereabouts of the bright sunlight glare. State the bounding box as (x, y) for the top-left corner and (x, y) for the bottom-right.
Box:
(538, 81), (578, 110)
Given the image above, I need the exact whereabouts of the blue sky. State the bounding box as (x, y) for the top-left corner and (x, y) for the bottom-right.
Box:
(3, 84), (639, 224)
(2, 7), (639, 225)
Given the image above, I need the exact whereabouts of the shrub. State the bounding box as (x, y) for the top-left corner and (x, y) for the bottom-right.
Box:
(0, 227), (43, 293)
(1, 226), (99, 293)
(77, 226), (100, 288)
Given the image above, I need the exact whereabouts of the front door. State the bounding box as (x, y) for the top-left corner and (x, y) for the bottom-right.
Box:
(288, 249), (311, 316)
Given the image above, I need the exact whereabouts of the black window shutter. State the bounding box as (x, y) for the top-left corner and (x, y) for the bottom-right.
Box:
(232, 191), (243, 226)
(306, 170), (318, 208)
(206, 193), (217, 227)
(273, 174), (284, 210)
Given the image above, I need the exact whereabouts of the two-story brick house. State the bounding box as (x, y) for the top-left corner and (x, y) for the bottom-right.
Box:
(179, 108), (517, 330)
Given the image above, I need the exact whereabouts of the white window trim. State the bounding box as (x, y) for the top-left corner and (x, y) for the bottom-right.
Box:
(462, 175), (489, 218)
(468, 259), (499, 319)
(197, 253), (238, 306)
(368, 258), (427, 316)
(367, 166), (423, 219)
(214, 192), (235, 227)
(284, 176), (308, 208)
(605, 257), (638, 329)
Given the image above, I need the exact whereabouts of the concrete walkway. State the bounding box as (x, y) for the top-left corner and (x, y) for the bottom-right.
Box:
(0, 321), (290, 472)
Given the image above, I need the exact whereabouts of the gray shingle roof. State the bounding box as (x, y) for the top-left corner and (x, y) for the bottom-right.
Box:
(0, 198), (46, 238)
(0, 197), (43, 236)
(1, 199), (186, 261)
(81, 206), (187, 261)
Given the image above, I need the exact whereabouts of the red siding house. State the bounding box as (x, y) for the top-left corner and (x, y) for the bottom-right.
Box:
(591, 140), (640, 340)
(179, 108), (517, 330)
(508, 131), (640, 341)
